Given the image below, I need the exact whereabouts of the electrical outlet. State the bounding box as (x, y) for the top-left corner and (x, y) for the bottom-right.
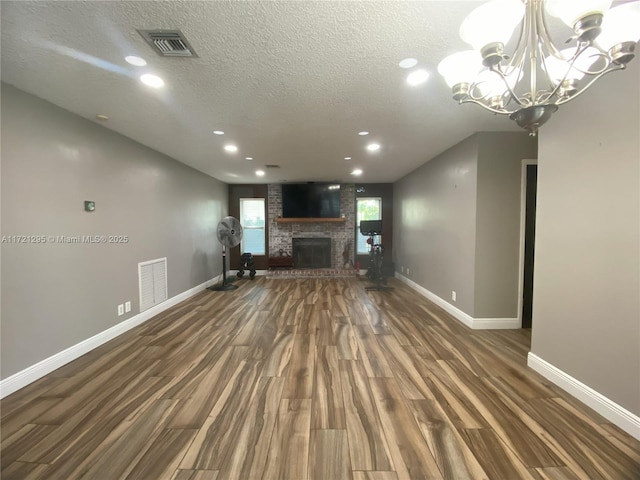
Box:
(125, 301), (131, 313)
(118, 304), (124, 316)
(406, 267), (410, 275)
(452, 291), (457, 301)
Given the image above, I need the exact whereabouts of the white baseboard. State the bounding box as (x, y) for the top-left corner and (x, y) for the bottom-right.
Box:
(472, 317), (520, 329)
(528, 353), (640, 440)
(395, 273), (519, 330)
(0, 275), (221, 399)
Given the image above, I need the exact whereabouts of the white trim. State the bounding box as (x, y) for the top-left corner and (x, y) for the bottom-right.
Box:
(527, 353), (640, 440)
(473, 317), (520, 329)
(0, 274), (221, 399)
(517, 159), (538, 328)
(395, 273), (519, 330)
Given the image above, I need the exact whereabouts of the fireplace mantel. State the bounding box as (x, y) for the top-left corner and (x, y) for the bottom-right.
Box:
(275, 217), (345, 223)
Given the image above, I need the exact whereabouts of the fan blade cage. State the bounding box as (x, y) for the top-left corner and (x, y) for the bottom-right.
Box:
(217, 216), (243, 248)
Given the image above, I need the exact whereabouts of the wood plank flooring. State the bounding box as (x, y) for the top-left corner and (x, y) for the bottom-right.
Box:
(1, 277), (639, 479)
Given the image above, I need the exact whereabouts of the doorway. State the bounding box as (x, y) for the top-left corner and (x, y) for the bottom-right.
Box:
(519, 161), (538, 329)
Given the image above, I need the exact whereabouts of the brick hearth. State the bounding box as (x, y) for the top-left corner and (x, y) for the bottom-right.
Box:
(265, 268), (357, 278)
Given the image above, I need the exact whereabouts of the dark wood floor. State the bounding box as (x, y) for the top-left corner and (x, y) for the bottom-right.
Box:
(1, 277), (639, 479)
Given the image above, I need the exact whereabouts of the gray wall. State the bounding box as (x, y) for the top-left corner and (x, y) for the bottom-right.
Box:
(1, 83), (228, 379)
(532, 60), (640, 415)
(393, 132), (536, 319)
(475, 133), (538, 317)
(393, 135), (479, 315)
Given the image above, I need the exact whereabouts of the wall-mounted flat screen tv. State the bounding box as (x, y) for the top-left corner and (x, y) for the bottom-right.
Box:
(281, 183), (341, 218)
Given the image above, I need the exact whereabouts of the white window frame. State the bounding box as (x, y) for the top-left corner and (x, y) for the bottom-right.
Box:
(356, 197), (382, 254)
(239, 198), (266, 255)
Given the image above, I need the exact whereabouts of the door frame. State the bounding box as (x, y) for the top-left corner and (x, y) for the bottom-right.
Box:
(517, 159), (538, 328)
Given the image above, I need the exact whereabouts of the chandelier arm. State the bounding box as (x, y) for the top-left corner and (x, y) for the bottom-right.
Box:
(490, 66), (530, 108)
(540, 45), (613, 103)
(466, 83), (490, 102)
(528, 0), (539, 103)
(503, 3), (529, 72)
(536, 0), (566, 93)
(537, 0), (565, 59)
(538, 46), (559, 94)
(569, 49), (612, 76)
(459, 98), (512, 116)
(535, 91), (554, 104)
(502, 94), (521, 110)
(540, 62), (575, 102)
(554, 64), (627, 106)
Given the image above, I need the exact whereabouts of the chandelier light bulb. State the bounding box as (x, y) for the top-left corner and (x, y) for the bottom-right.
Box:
(459, 0), (525, 51)
(437, 50), (483, 88)
(597, 2), (640, 63)
(545, 0), (612, 30)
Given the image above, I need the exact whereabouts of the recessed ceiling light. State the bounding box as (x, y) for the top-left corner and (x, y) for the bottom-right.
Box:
(256, 170), (265, 177)
(407, 69), (430, 86)
(140, 73), (164, 88)
(245, 157), (253, 161)
(125, 55), (147, 66)
(95, 114), (109, 121)
(366, 143), (381, 152)
(358, 131), (369, 136)
(224, 145), (238, 153)
(399, 58), (418, 69)
(351, 169), (363, 176)
(344, 157), (352, 160)
(213, 130), (224, 135)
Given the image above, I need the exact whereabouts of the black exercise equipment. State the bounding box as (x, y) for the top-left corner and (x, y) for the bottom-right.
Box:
(360, 220), (393, 292)
(237, 252), (257, 279)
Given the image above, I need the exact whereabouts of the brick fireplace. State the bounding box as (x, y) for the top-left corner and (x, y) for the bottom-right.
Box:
(268, 184), (356, 269)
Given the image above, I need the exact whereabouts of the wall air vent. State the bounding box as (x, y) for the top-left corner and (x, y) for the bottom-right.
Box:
(137, 29), (198, 57)
(139, 257), (168, 312)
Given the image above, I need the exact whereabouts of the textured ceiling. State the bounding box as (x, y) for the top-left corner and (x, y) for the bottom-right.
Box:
(0, 1), (573, 183)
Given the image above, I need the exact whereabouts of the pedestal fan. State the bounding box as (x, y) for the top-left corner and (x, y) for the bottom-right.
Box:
(209, 216), (243, 291)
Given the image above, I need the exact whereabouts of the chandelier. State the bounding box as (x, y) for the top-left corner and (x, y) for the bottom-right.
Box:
(437, 0), (640, 135)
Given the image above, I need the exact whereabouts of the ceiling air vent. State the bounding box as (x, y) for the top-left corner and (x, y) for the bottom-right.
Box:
(137, 29), (198, 57)
(265, 164), (281, 169)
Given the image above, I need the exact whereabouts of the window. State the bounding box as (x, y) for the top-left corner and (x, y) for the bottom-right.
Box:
(240, 198), (266, 255)
(357, 197), (382, 254)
